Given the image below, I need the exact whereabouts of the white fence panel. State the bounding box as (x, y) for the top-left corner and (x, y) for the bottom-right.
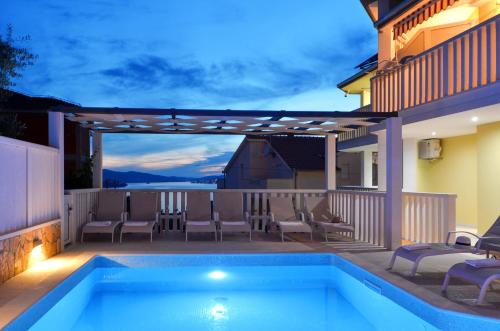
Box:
(0, 136), (60, 236)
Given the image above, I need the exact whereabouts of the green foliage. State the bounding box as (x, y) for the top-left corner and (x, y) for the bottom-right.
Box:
(0, 113), (26, 138)
(0, 24), (37, 99)
(66, 156), (94, 189)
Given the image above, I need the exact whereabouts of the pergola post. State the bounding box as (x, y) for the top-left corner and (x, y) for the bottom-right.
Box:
(383, 117), (403, 250)
(92, 131), (103, 189)
(325, 135), (336, 190)
(48, 112), (64, 251)
(362, 150), (373, 187)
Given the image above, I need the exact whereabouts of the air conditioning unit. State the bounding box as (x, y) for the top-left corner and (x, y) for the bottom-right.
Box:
(418, 139), (442, 160)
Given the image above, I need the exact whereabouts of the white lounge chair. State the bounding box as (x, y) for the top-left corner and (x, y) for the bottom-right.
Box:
(81, 191), (126, 243)
(120, 192), (160, 243)
(268, 197), (312, 242)
(388, 216), (500, 276)
(182, 191), (217, 242)
(214, 191), (252, 242)
(304, 196), (355, 242)
(442, 259), (500, 304)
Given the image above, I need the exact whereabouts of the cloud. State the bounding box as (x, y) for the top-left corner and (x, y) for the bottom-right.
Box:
(199, 163), (227, 174)
(104, 146), (215, 170)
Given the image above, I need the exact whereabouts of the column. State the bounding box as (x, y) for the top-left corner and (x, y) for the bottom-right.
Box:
(402, 139), (418, 192)
(377, 132), (386, 191)
(361, 150), (373, 187)
(48, 112), (64, 251)
(384, 117), (403, 250)
(325, 135), (336, 190)
(92, 131), (103, 188)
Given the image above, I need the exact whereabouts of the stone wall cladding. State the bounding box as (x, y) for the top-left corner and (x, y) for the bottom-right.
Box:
(0, 222), (61, 284)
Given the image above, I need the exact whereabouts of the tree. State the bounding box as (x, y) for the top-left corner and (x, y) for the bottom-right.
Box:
(0, 24), (37, 138)
(0, 24), (37, 99)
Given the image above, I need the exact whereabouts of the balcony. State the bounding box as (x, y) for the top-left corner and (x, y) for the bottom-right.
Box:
(371, 15), (499, 113)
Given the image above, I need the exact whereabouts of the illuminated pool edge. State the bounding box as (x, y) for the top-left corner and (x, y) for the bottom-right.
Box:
(4, 253), (500, 331)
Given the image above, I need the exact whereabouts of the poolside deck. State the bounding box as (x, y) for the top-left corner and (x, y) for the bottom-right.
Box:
(0, 233), (498, 329)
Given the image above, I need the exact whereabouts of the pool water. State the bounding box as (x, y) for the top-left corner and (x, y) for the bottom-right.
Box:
(7, 254), (500, 331)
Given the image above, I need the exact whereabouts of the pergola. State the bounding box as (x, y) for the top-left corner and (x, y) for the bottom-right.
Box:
(47, 107), (403, 249)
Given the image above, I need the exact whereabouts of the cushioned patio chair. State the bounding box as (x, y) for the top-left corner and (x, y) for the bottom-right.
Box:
(268, 197), (312, 242)
(182, 191), (217, 242)
(304, 196), (355, 242)
(81, 190), (126, 243)
(388, 216), (500, 276)
(120, 192), (160, 243)
(442, 259), (500, 304)
(214, 191), (252, 242)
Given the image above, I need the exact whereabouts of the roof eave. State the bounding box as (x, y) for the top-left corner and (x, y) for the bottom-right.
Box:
(374, 0), (423, 28)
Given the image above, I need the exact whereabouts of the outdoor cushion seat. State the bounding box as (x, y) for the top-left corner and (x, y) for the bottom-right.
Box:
(388, 216), (500, 276)
(214, 192), (252, 242)
(120, 192), (160, 243)
(182, 191), (217, 242)
(81, 191), (126, 243)
(303, 196), (355, 242)
(268, 197), (312, 242)
(442, 261), (500, 304)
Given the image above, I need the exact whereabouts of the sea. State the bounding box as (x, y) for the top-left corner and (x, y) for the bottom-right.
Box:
(121, 182), (217, 190)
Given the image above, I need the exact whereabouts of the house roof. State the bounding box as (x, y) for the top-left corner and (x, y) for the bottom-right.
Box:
(265, 136), (325, 171)
(0, 89), (78, 112)
(337, 54), (378, 92)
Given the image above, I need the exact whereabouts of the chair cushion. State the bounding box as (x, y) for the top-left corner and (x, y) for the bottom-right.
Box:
(87, 221), (112, 227)
(187, 221), (211, 226)
(125, 221), (149, 226)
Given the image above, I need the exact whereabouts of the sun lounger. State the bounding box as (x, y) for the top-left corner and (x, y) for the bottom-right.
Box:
(268, 197), (312, 242)
(388, 216), (500, 276)
(120, 192), (160, 243)
(81, 191), (126, 243)
(304, 196), (355, 242)
(214, 191), (252, 242)
(442, 260), (500, 304)
(182, 191), (217, 242)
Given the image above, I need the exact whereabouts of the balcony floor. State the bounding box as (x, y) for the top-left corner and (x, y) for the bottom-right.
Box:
(0, 231), (498, 329)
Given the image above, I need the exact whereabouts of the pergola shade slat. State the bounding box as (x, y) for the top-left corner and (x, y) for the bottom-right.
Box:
(57, 106), (395, 136)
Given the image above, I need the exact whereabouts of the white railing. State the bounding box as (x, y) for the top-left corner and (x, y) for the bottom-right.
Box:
(402, 191), (456, 243)
(66, 188), (456, 246)
(0, 136), (61, 235)
(330, 190), (386, 246)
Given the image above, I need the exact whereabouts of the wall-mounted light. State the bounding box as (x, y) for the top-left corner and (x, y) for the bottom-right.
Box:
(29, 237), (45, 265)
(431, 131), (437, 136)
(471, 116), (479, 122)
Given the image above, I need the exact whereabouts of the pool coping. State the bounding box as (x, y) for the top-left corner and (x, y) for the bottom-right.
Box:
(0, 250), (498, 329)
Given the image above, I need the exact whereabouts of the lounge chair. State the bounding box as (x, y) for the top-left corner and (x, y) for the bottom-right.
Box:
(214, 191), (252, 242)
(182, 191), (217, 242)
(81, 191), (126, 243)
(442, 259), (500, 304)
(388, 216), (500, 276)
(304, 196), (355, 242)
(268, 197), (312, 242)
(120, 192), (160, 243)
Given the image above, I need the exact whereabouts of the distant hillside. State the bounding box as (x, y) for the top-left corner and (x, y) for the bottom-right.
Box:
(103, 169), (222, 184)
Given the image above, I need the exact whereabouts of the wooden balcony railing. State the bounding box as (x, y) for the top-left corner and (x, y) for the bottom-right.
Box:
(371, 15), (499, 112)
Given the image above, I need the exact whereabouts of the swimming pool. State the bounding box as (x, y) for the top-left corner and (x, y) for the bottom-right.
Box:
(6, 254), (500, 330)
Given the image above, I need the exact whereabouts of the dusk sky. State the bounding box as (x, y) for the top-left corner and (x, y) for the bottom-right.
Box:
(3, 0), (377, 177)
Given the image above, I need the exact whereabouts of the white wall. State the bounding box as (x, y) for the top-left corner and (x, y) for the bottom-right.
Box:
(0, 136), (60, 235)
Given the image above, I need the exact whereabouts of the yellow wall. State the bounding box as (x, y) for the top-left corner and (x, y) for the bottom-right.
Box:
(416, 121), (500, 232)
(417, 134), (478, 227)
(477, 122), (500, 233)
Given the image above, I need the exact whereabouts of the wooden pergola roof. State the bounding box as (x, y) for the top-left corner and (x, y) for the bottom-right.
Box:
(56, 106), (395, 136)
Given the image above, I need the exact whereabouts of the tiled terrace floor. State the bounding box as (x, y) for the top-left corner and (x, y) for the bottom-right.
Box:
(0, 231), (499, 329)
